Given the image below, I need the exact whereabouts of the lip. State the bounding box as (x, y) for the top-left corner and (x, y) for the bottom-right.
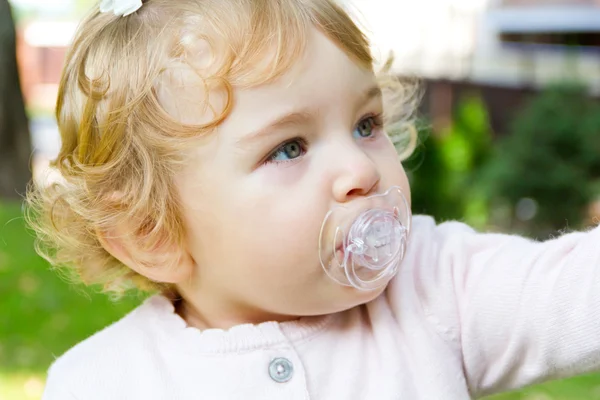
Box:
(334, 240), (345, 259)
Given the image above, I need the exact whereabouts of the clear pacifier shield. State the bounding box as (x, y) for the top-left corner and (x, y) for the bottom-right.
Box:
(318, 187), (411, 291)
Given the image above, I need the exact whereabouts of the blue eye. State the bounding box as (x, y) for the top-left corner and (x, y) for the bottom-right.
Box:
(267, 139), (305, 163)
(353, 115), (382, 139)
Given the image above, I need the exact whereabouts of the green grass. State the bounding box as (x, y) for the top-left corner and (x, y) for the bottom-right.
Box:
(1, 201), (600, 399)
(486, 374), (600, 399)
(0, 202), (143, 400)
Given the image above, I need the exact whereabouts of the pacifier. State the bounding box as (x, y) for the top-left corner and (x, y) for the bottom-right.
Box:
(318, 186), (411, 291)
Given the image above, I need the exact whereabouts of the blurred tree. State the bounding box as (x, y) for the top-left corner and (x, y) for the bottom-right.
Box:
(0, 0), (32, 200)
(483, 83), (600, 238)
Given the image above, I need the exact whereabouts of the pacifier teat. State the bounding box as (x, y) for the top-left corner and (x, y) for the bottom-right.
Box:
(319, 186), (411, 291)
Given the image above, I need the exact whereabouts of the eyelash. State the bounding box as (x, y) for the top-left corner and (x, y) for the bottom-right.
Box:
(263, 113), (384, 165)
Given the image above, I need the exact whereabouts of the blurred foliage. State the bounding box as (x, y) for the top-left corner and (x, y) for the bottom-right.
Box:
(406, 93), (494, 230)
(407, 82), (600, 239)
(482, 83), (600, 238)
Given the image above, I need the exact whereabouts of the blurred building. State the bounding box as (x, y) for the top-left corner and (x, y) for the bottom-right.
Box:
(15, 19), (75, 184)
(348, 0), (600, 134)
(350, 0), (600, 89)
(480, 0), (600, 90)
(17, 21), (74, 112)
(14, 0), (600, 160)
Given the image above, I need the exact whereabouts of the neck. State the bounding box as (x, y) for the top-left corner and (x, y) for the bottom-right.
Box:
(173, 285), (299, 330)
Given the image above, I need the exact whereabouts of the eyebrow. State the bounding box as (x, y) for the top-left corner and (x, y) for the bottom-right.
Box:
(236, 85), (382, 148)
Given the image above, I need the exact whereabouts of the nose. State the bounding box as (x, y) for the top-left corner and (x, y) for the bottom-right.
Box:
(332, 143), (381, 203)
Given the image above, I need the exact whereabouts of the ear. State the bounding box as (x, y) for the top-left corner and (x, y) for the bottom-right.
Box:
(98, 223), (195, 285)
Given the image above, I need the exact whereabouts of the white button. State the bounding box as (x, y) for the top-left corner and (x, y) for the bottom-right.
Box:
(268, 357), (294, 383)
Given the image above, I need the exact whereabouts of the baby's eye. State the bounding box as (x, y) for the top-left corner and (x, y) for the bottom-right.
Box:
(353, 115), (383, 139)
(266, 139), (306, 163)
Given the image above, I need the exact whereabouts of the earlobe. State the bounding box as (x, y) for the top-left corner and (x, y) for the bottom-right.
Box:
(97, 227), (195, 284)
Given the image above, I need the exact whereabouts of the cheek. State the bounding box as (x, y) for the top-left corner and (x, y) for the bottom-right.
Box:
(241, 202), (320, 259)
(369, 137), (411, 189)
(254, 158), (309, 188)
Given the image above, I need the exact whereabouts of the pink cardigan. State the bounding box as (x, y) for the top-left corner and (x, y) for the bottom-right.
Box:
(42, 216), (600, 399)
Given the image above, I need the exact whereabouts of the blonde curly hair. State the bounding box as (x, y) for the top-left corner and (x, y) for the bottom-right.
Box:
(26, 0), (420, 297)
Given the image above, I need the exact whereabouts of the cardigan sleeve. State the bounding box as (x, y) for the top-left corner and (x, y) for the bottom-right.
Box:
(400, 216), (600, 398)
(42, 365), (79, 400)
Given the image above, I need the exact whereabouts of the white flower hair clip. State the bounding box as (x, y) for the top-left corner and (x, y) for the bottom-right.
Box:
(99, 0), (144, 17)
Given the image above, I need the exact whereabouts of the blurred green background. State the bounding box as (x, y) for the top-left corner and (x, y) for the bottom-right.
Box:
(2, 0), (600, 399)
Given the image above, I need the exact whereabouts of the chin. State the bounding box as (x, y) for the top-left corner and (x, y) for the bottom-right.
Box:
(352, 284), (387, 304)
(326, 283), (388, 314)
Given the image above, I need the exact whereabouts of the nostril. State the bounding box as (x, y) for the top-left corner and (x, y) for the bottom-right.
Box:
(346, 188), (364, 198)
(346, 183), (379, 199)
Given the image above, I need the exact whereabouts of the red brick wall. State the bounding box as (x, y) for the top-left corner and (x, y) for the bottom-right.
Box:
(16, 26), (67, 111)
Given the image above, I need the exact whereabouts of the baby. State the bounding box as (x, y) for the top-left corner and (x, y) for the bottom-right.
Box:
(28, 0), (600, 399)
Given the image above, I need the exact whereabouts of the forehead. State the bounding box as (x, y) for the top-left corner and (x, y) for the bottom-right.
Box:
(243, 29), (374, 104)
(222, 29), (377, 135)
(157, 27), (376, 137)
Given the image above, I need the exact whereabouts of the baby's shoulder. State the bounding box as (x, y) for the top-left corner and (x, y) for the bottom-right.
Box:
(46, 296), (168, 388)
(410, 214), (476, 237)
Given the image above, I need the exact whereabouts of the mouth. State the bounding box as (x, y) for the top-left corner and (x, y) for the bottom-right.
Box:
(334, 239), (346, 261)
(318, 186), (409, 291)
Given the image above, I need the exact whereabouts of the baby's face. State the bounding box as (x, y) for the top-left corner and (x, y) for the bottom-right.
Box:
(173, 28), (410, 322)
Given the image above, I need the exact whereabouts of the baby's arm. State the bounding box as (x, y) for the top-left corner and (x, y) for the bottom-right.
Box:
(405, 216), (600, 398)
